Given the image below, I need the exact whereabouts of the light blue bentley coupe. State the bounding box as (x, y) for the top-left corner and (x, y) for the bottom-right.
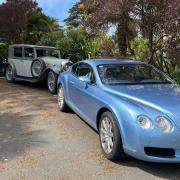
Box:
(57, 59), (180, 163)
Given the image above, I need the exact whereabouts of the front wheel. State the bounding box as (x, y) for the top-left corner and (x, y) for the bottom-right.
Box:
(99, 111), (125, 161)
(5, 65), (14, 83)
(47, 71), (58, 94)
(57, 85), (69, 112)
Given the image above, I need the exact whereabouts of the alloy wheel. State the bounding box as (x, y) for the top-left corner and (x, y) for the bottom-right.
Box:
(58, 86), (64, 109)
(100, 117), (114, 154)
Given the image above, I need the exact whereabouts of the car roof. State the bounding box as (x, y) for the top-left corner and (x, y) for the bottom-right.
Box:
(82, 59), (145, 66)
(9, 44), (58, 49)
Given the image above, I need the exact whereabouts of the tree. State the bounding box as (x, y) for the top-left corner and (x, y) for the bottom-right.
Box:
(134, 0), (180, 75)
(26, 12), (60, 44)
(56, 28), (89, 61)
(39, 30), (64, 47)
(39, 28), (108, 62)
(83, 0), (136, 57)
(0, 42), (8, 61)
(64, 2), (87, 28)
(83, 0), (180, 76)
(0, 0), (40, 43)
(160, 0), (180, 62)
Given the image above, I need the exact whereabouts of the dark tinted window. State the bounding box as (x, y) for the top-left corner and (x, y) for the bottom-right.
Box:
(76, 63), (91, 77)
(98, 64), (172, 85)
(24, 48), (34, 58)
(14, 48), (22, 58)
(75, 63), (96, 84)
(71, 64), (78, 75)
(36, 49), (60, 58)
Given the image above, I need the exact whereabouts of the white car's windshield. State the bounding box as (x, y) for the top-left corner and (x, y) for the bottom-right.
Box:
(97, 64), (173, 85)
(36, 48), (60, 58)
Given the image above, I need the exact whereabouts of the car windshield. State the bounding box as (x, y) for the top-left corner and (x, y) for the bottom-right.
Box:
(36, 48), (60, 58)
(97, 64), (173, 85)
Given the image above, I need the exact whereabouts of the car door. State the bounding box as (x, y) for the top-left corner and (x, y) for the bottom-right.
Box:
(22, 47), (34, 77)
(12, 47), (24, 76)
(68, 63), (100, 126)
(68, 63), (81, 105)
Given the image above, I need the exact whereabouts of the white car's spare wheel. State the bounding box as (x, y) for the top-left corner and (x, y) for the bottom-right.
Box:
(31, 59), (45, 78)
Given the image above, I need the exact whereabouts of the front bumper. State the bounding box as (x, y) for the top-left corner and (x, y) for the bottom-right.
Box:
(123, 126), (180, 163)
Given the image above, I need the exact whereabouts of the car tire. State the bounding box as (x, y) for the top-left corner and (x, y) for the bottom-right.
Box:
(5, 65), (15, 83)
(47, 71), (58, 94)
(31, 59), (46, 78)
(57, 85), (69, 112)
(99, 111), (126, 161)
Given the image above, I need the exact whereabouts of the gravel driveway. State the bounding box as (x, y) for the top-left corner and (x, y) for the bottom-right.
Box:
(0, 77), (180, 180)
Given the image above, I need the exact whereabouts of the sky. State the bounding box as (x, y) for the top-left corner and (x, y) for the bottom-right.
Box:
(0, 0), (79, 25)
(37, 0), (79, 25)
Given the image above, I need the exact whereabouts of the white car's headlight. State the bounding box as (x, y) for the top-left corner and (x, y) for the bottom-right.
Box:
(137, 115), (153, 129)
(156, 116), (173, 133)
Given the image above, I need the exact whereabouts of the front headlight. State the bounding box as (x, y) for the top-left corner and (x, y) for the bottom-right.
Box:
(137, 115), (153, 129)
(156, 116), (173, 133)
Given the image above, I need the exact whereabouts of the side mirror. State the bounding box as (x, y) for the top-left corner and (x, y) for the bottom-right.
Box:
(79, 76), (91, 84)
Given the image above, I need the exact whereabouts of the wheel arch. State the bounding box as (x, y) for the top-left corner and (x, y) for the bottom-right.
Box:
(96, 105), (126, 135)
(96, 107), (110, 130)
(38, 68), (58, 82)
(57, 81), (62, 89)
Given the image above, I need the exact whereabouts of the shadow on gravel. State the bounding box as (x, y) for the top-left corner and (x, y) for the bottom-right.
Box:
(116, 157), (180, 179)
(0, 113), (48, 162)
(15, 81), (47, 91)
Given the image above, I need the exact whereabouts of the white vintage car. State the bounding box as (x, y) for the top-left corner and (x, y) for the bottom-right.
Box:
(5, 44), (72, 94)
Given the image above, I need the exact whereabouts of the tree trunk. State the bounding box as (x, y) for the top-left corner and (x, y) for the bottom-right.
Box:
(148, 29), (154, 64)
(117, 17), (128, 57)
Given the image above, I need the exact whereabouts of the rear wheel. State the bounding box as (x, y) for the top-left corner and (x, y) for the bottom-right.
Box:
(47, 71), (58, 94)
(5, 65), (14, 83)
(99, 111), (125, 161)
(58, 85), (69, 112)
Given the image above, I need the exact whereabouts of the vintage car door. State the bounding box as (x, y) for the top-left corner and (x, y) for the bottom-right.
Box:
(22, 47), (34, 77)
(11, 47), (24, 76)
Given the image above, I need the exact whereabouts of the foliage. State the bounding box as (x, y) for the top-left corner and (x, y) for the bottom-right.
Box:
(82, 0), (180, 81)
(64, 2), (87, 28)
(56, 28), (107, 62)
(0, 42), (8, 62)
(39, 28), (108, 62)
(39, 30), (64, 47)
(52, 28), (85, 61)
(0, 0), (40, 43)
(83, 0), (136, 56)
(26, 12), (60, 44)
(131, 37), (150, 61)
(0, 0), (179, 82)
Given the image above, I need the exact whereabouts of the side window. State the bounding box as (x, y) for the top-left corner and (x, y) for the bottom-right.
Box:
(76, 63), (91, 77)
(76, 63), (96, 84)
(71, 64), (78, 75)
(14, 48), (22, 58)
(36, 49), (45, 57)
(24, 48), (34, 58)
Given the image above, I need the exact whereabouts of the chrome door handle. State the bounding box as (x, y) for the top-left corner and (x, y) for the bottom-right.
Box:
(70, 81), (75, 84)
